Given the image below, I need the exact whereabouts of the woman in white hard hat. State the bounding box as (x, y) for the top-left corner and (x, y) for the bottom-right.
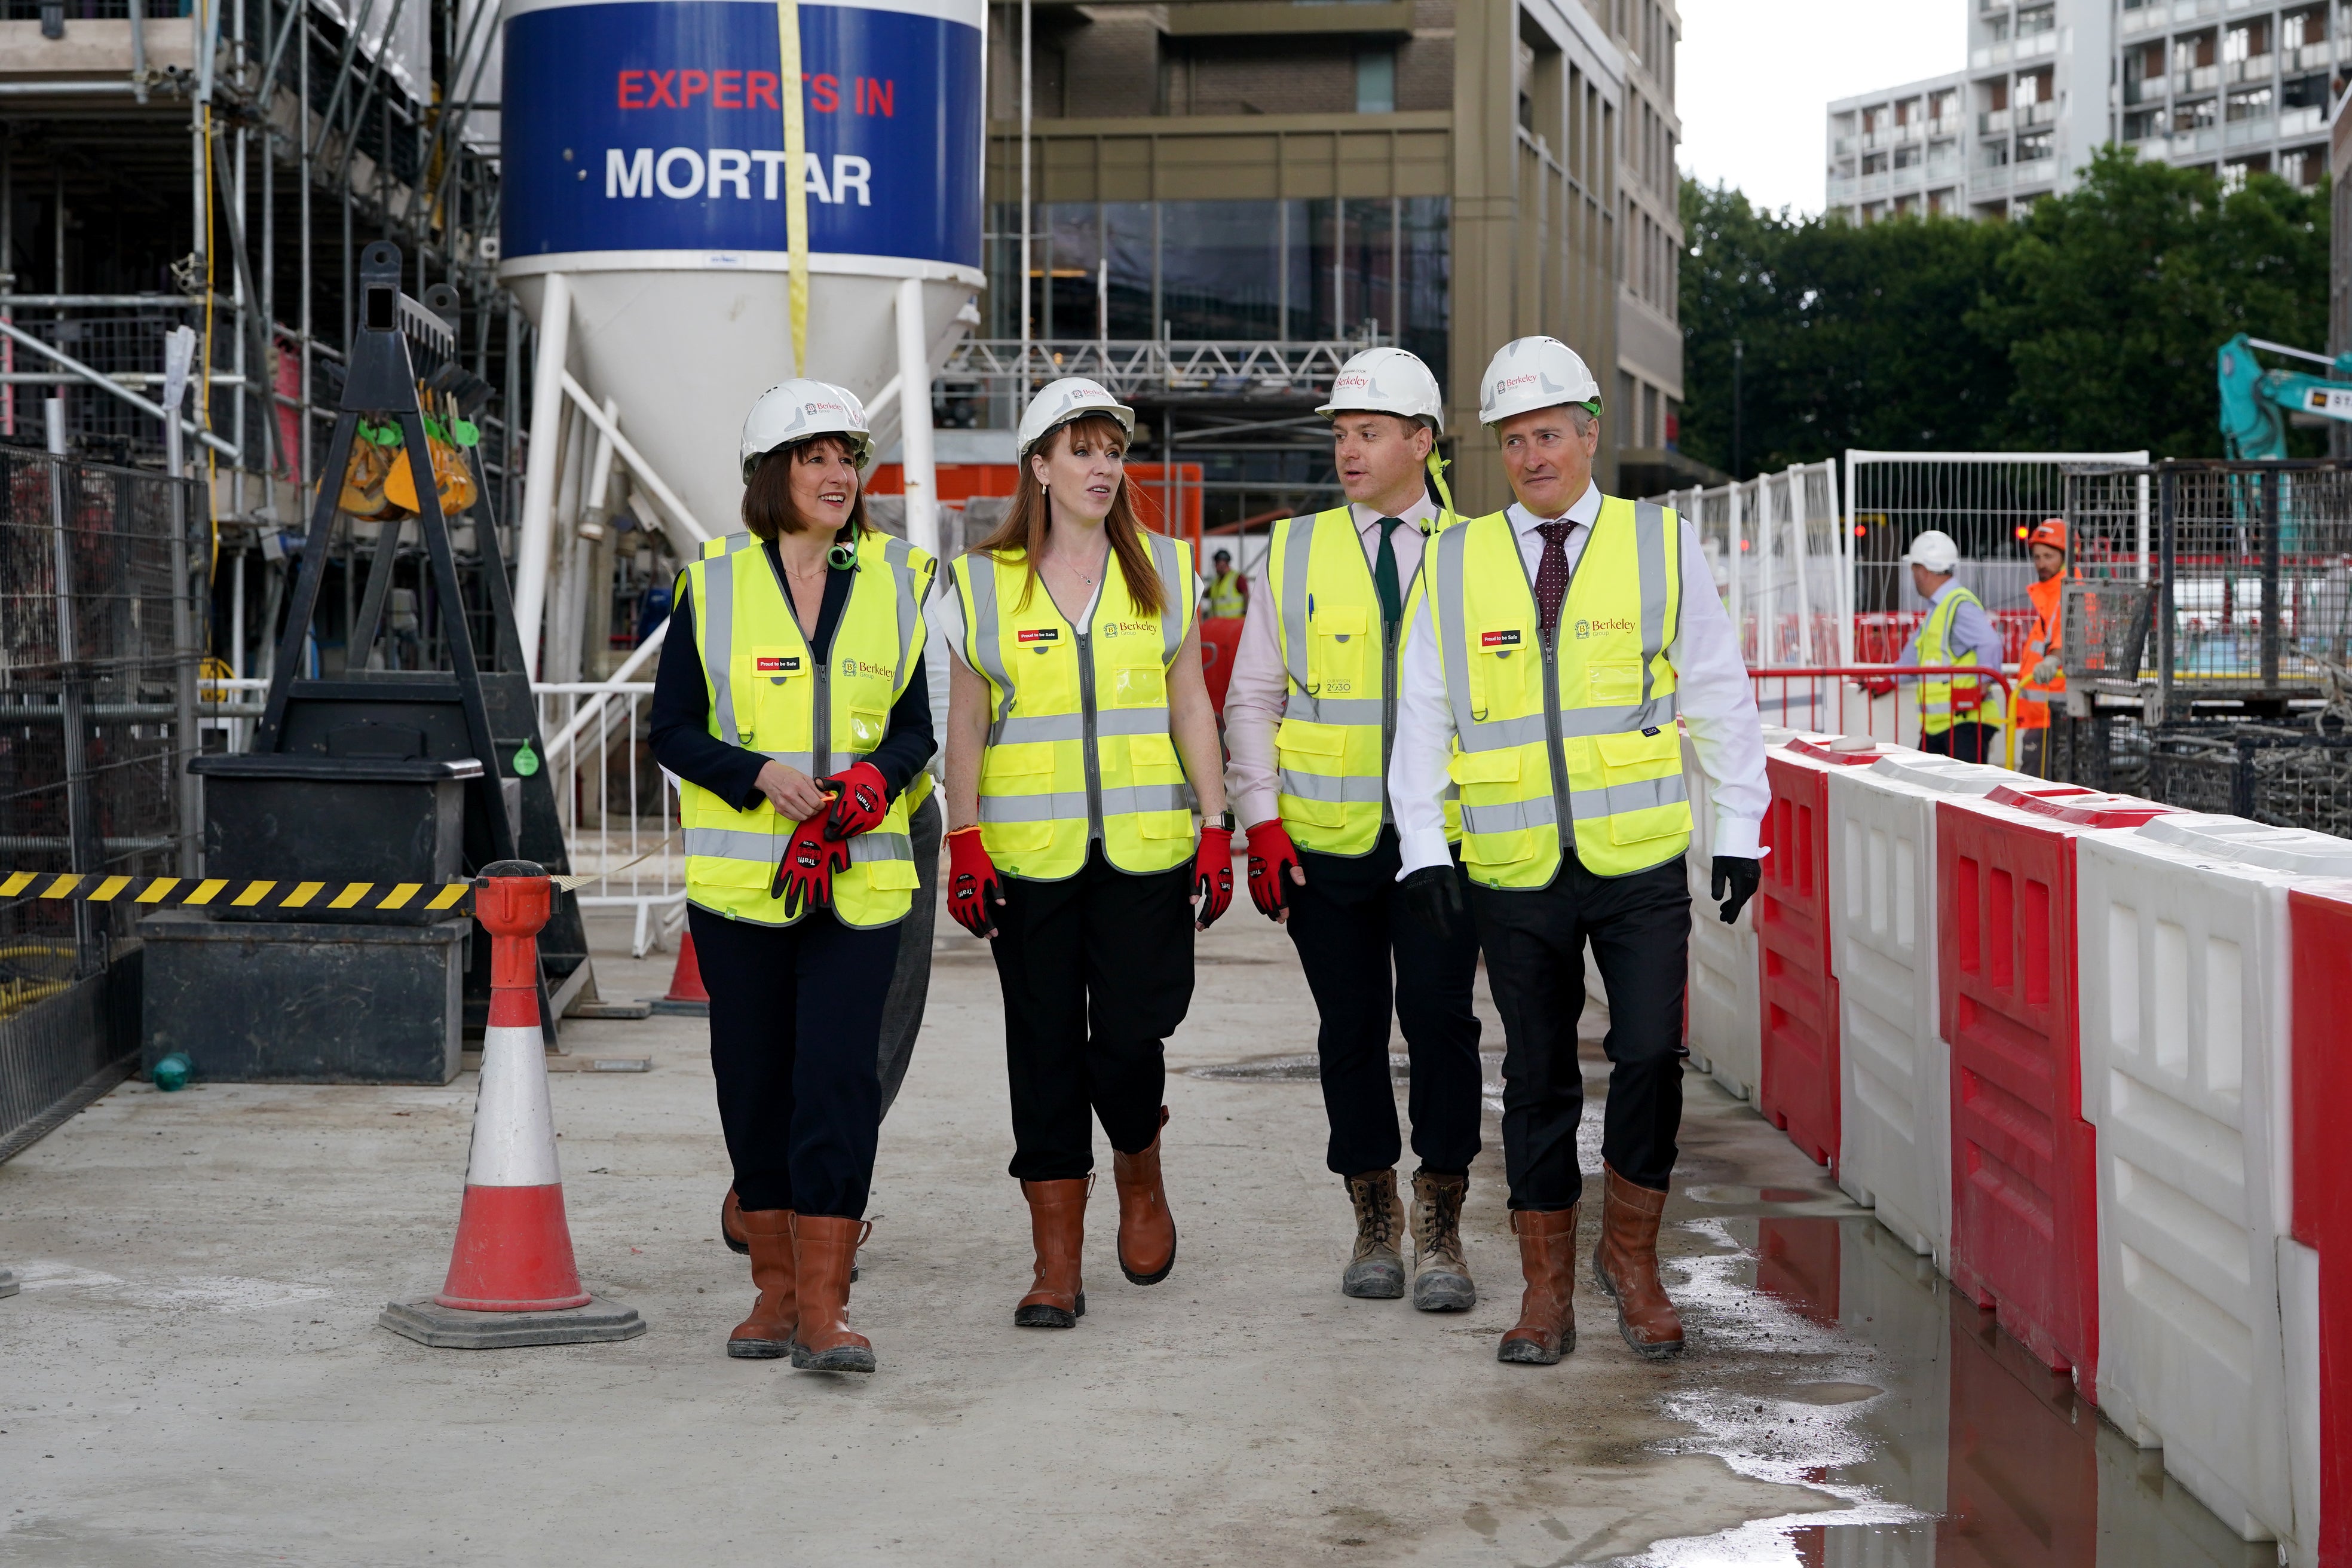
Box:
(931, 376), (1233, 1330)
(648, 378), (937, 1374)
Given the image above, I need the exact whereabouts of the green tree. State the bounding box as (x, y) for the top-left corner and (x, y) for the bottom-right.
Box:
(1679, 180), (2016, 478)
(1978, 148), (2330, 457)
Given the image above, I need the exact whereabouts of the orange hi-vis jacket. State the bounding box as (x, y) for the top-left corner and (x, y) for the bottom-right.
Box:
(2017, 574), (2064, 730)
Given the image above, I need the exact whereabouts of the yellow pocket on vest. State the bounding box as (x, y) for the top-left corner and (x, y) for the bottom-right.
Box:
(1462, 829), (1536, 867)
(1274, 716), (1345, 760)
(844, 706), (889, 752)
(1137, 809), (1194, 841)
(860, 856), (920, 891)
(1125, 730), (1186, 782)
(1592, 727), (1680, 778)
(983, 820), (1055, 855)
(690, 849), (780, 889)
(1446, 748), (1521, 787)
(1585, 662), (1644, 705)
(1109, 662), (1166, 708)
(981, 742), (1057, 787)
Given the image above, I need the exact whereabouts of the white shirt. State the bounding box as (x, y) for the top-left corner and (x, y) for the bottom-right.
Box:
(1389, 480), (1771, 876)
(1222, 493), (1441, 828)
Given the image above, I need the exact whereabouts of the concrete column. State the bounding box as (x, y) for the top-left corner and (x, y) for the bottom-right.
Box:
(895, 275), (941, 562)
(513, 271), (573, 680)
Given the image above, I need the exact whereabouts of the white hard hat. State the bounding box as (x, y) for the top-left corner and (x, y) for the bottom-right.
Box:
(1478, 336), (1603, 428)
(1317, 347), (1444, 433)
(1904, 529), (1961, 573)
(740, 378), (872, 480)
(1017, 376), (1135, 460)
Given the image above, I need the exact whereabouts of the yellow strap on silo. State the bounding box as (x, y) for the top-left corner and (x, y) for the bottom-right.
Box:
(777, 0), (810, 375)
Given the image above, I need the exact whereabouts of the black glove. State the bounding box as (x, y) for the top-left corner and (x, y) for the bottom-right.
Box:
(1711, 855), (1762, 925)
(1400, 864), (1466, 942)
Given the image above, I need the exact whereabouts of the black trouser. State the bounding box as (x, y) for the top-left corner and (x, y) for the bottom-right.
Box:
(990, 843), (1195, 1182)
(1921, 721), (1996, 764)
(875, 791), (941, 1116)
(690, 901), (901, 1218)
(1287, 828), (1482, 1177)
(1469, 853), (1690, 1211)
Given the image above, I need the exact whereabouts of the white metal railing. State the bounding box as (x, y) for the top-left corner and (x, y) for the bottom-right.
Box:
(1646, 461), (1844, 677)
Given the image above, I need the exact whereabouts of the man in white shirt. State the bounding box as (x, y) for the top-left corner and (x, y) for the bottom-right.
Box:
(1388, 336), (1769, 1367)
(1223, 347), (1486, 1313)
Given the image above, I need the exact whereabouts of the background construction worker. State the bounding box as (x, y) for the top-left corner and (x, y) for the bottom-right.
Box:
(933, 377), (1234, 1333)
(649, 380), (937, 1376)
(1862, 529), (2007, 763)
(1389, 336), (1769, 1368)
(1221, 345), (1484, 1312)
(2016, 518), (2069, 777)
(1204, 548), (1248, 619)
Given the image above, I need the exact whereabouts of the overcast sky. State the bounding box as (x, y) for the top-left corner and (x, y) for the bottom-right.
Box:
(1675, 1), (1965, 216)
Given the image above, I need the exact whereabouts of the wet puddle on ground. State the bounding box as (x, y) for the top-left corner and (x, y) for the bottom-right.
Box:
(1617, 1213), (2277, 1567)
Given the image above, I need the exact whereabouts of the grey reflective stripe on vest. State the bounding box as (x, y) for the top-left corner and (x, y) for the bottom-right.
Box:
(1434, 524), (1485, 742)
(758, 749), (817, 773)
(1147, 532), (1186, 664)
(1278, 513), (1316, 694)
(1452, 697), (1683, 754)
(1634, 501), (1672, 705)
(979, 783), (1193, 822)
(1278, 770), (1386, 806)
(962, 557), (1018, 725)
(702, 549), (741, 746)
(989, 705), (1170, 745)
(849, 831), (913, 864)
(684, 825), (779, 859)
(1459, 774), (1689, 838)
(1286, 692), (1385, 725)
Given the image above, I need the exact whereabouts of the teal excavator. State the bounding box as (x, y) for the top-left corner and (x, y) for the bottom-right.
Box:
(2218, 332), (2352, 458)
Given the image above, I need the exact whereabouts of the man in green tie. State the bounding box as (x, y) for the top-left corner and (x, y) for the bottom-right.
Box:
(1221, 347), (1486, 1315)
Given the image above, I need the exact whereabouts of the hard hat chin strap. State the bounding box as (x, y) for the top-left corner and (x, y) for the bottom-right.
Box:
(1426, 451), (1457, 522)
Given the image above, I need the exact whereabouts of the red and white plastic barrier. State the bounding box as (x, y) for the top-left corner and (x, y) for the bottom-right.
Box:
(1826, 754), (2065, 1268)
(1683, 725), (1808, 1101)
(2074, 816), (2352, 1545)
(2290, 878), (2352, 1565)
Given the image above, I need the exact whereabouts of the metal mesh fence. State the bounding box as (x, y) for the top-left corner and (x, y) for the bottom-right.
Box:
(0, 450), (206, 1019)
(1652, 461), (1843, 666)
(2145, 722), (2352, 837)
(2064, 461), (2352, 718)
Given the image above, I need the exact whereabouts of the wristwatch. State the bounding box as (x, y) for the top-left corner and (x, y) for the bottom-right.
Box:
(1214, 809), (1236, 831)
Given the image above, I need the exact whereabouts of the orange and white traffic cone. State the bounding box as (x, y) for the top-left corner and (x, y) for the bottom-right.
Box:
(651, 929), (709, 1016)
(379, 860), (645, 1349)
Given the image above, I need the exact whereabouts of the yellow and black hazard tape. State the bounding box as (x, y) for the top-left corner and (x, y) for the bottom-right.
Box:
(0, 871), (474, 914)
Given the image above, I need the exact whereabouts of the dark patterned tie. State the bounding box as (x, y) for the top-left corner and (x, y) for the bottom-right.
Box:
(1535, 519), (1576, 638)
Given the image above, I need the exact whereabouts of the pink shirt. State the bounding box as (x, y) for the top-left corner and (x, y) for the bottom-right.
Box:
(1221, 494), (1442, 828)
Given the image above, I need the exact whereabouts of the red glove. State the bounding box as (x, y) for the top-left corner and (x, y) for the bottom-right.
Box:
(823, 761), (890, 841)
(1245, 819), (1300, 920)
(946, 825), (1002, 939)
(1194, 823), (1235, 930)
(773, 813), (852, 920)
(1857, 676), (1897, 697)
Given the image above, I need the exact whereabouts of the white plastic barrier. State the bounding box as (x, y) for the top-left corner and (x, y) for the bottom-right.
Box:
(1826, 755), (2035, 1269)
(2077, 814), (2352, 1548)
(1684, 725), (1808, 1098)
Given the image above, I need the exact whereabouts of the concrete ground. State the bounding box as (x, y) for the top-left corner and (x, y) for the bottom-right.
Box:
(0, 904), (2244, 1566)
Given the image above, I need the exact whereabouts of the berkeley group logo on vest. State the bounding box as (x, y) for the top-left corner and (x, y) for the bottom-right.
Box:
(840, 656), (893, 681)
(1575, 617), (1636, 639)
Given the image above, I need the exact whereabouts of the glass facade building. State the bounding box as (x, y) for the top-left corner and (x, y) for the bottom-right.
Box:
(985, 196), (1450, 385)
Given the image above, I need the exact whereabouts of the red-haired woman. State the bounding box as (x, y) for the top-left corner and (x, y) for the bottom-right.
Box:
(649, 379), (935, 1373)
(932, 377), (1233, 1329)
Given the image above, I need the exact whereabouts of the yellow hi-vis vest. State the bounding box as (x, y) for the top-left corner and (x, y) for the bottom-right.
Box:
(1426, 497), (1692, 885)
(954, 531), (1199, 881)
(1267, 506), (1458, 857)
(678, 526), (935, 926)
(1915, 583), (2006, 734)
(1206, 569), (1247, 619)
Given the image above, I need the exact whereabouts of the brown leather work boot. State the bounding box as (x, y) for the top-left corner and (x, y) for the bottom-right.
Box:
(1341, 1169), (1405, 1299)
(1113, 1105), (1177, 1286)
(721, 1187), (751, 1255)
(1016, 1177), (1091, 1328)
(1593, 1164), (1685, 1360)
(1410, 1169), (1475, 1313)
(725, 1206), (795, 1359)
(788, 1214), (876, 1373)
(1496, 1205), (1579, 1365)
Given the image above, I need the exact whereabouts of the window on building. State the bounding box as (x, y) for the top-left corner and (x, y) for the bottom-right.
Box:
(1863, 151), (1889, 174)
(2279, 145), (2325, 186)
(1356, 50), (1396, 114)
(2226, 85), (2276, 121)
(2222, 155), (2267, 192)
(1894, 143), (1922, 170)
(2284, 7), (2327, 53)
(2017, 130), (2054, 161)
(1931, 88), (1959, 123)
(1642, 383), (1659, 448)
(1928, 188), (1954, 215)
(2224, 18), (2271, 62)
(2017, 6), (2056, 37)
(2175, 97), (2220, 130)
(1863, 103), (1889, 134)
(2178, 30), (2218, 72)
(2284, 72), (2330, 109)
(1980, 139), (2011, 169)
(2124, 108), (2164, 141)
